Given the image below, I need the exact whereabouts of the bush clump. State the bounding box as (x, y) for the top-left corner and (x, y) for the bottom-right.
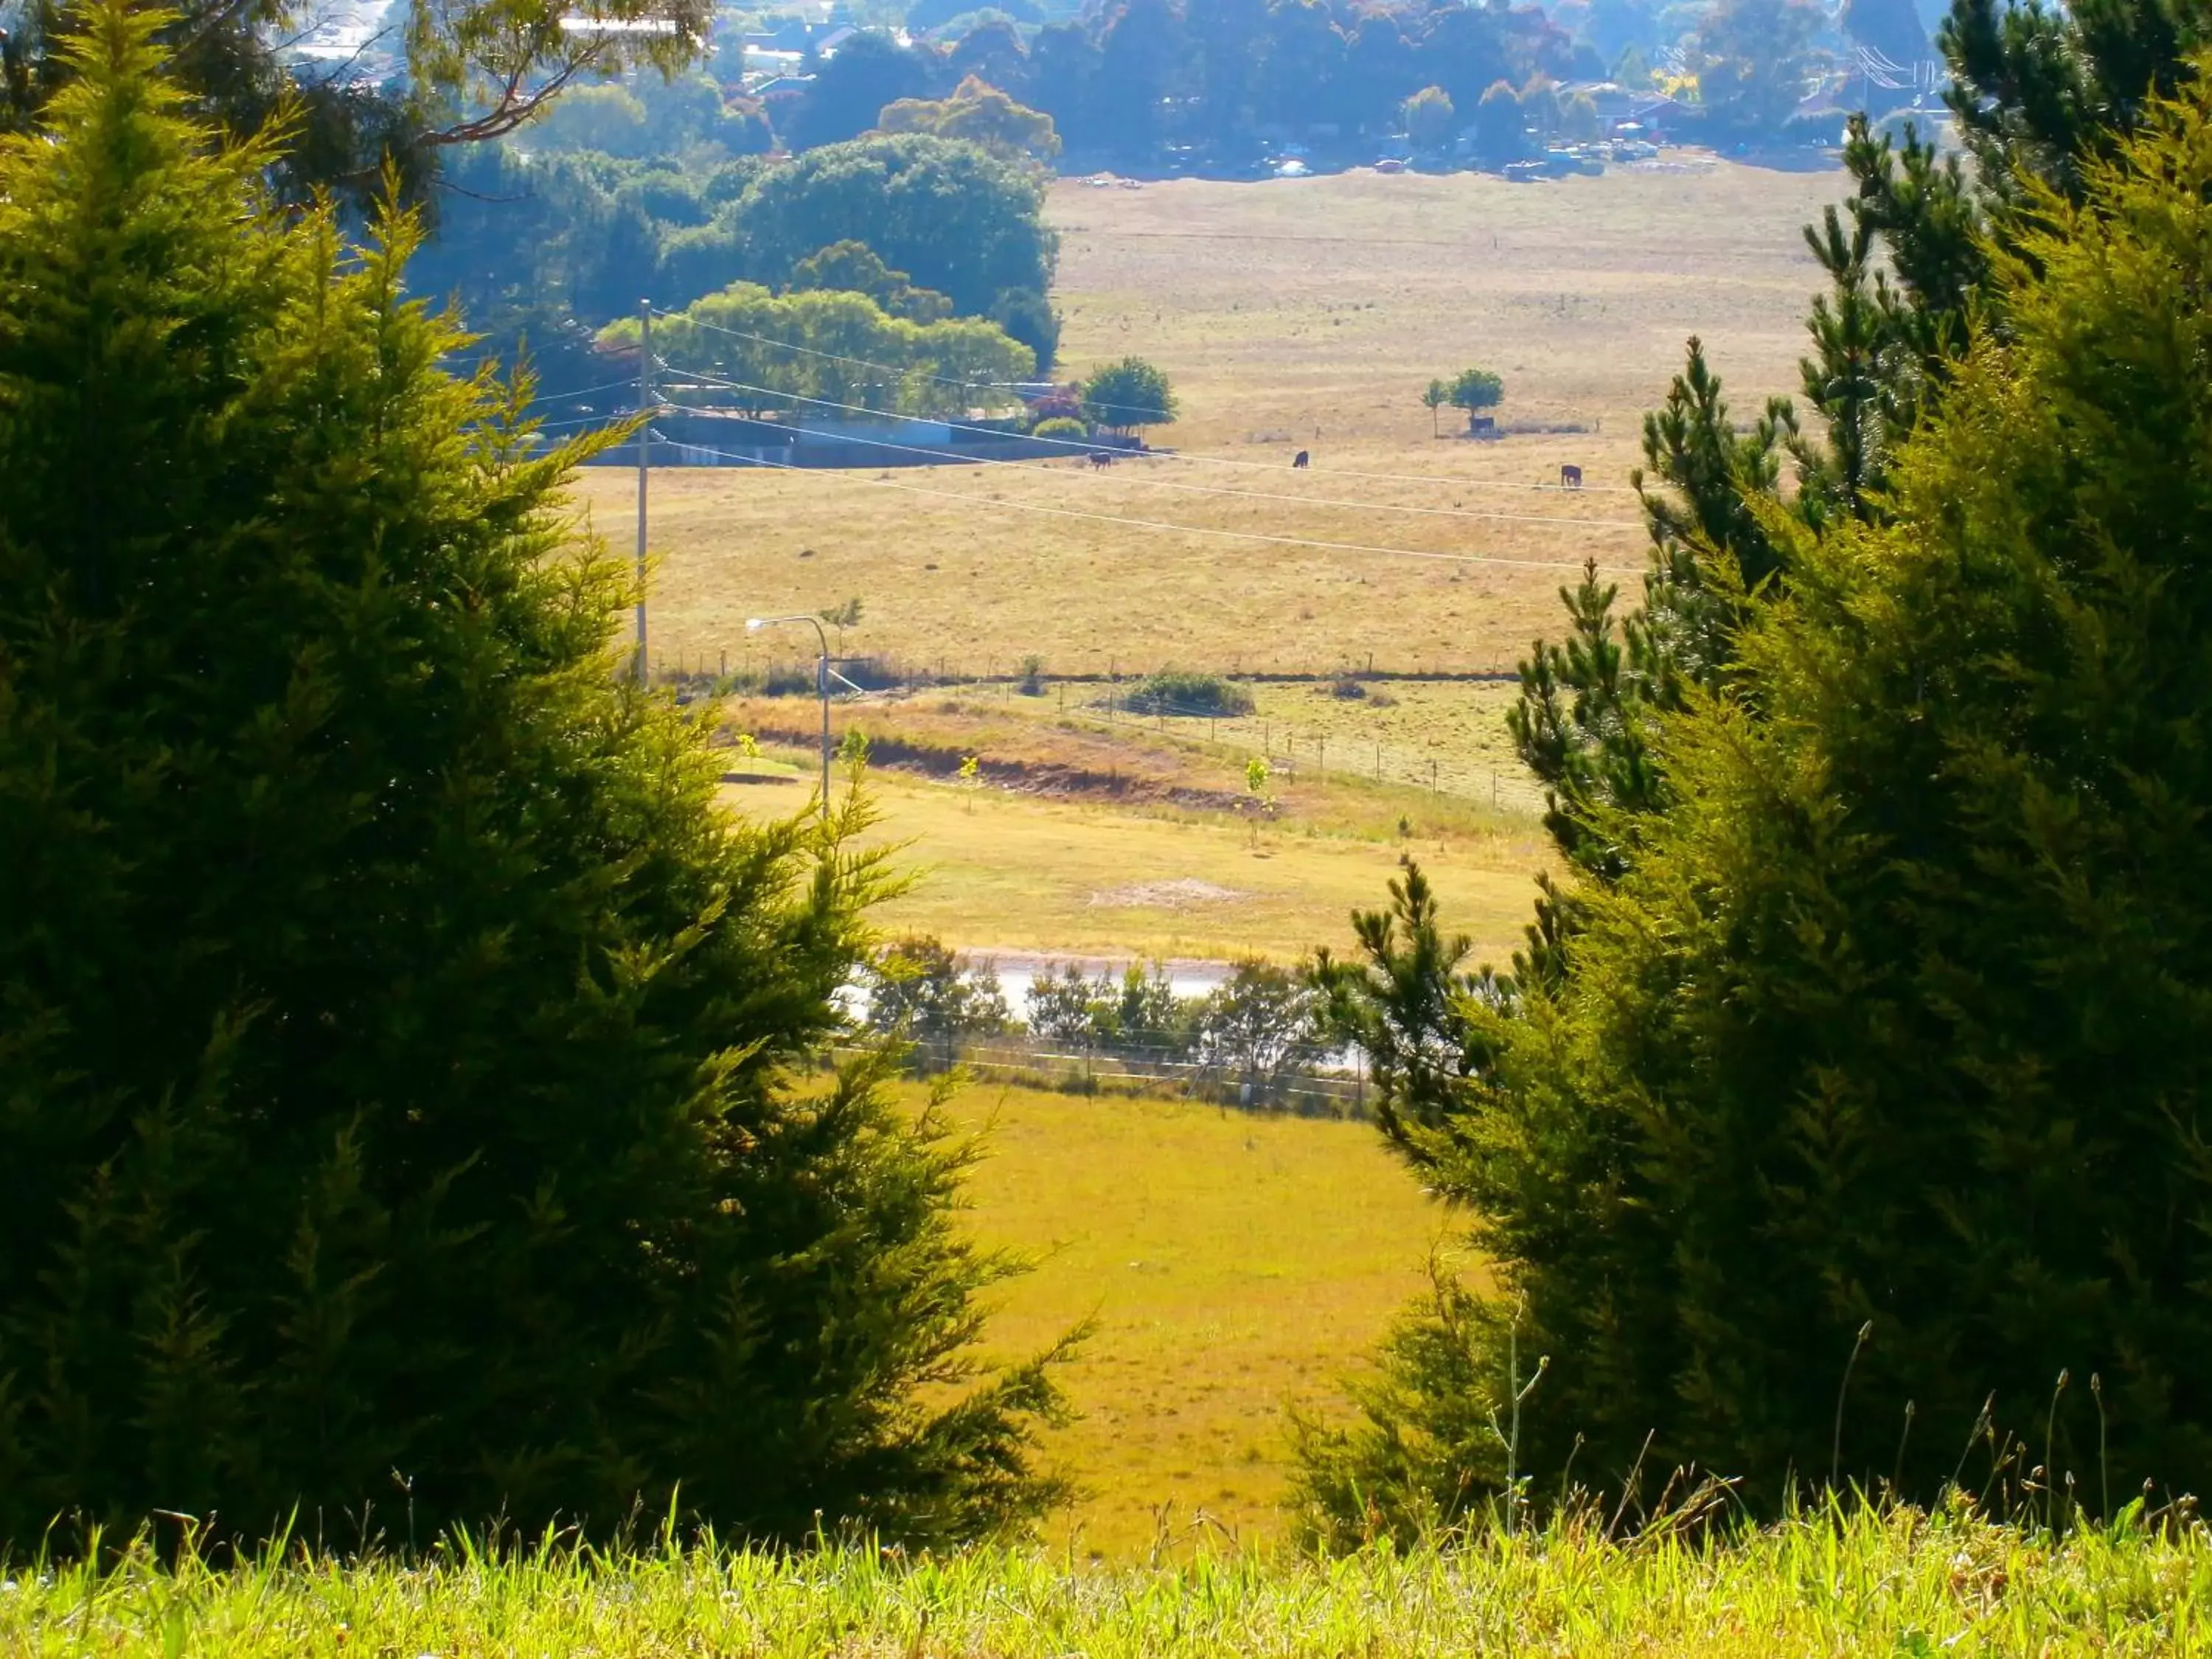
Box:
(1119, 671), (1254, 718)
(1032, 414), (1088, 442)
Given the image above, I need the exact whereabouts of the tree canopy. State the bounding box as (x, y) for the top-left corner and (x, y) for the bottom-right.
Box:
(1082, 356), (1178, 437)
(788, 240), (955, 322)
(404, 128), (1057, 405)
(1470, 80), (1527, 165)
(737, 133), (1057, 319)
(877, 75), (1062, 164)
(0, 1), (1068, 1549)
(1691, 0), (1825, 142)
(1448, 367), (1504, 417)
(601, 282), (1035, 417)
(1402, 84), (1455, 152)
(0, 0), (710, 200)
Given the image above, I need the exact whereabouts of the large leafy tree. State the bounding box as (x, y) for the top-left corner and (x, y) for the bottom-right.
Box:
(0, 3), (1068, 1549)
(734, 132), (1056, 319)
(1690, 0), (1824, 142)
(1082, 355), (1177, 438)
(785, 30), (938, 153)
(879, 75), (1062, 166)
(1, 0), (709, 198)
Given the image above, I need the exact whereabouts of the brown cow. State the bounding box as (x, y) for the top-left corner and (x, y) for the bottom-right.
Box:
(1293, 450), (1310, 468)
(1560, 463), (1583, 490)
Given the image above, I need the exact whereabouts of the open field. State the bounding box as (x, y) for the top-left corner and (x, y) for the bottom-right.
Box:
(580, 158), (1841, 678)
(17, 1515), (2205, 1653)
(820, 675), (1540, 804)
(928, 1083), (1448, 1557)
(722, 726), (1551, 964)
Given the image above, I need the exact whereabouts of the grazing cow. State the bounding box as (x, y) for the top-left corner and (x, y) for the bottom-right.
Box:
(1293, 450), (1310, 468)
(1560, 463), (1583, 490)
(1088, 450), (1116, 470)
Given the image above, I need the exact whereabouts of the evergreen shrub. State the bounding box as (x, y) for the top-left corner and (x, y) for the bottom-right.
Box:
(1303, 67), (2212, 1536)
(0, 6), (1068, 1551)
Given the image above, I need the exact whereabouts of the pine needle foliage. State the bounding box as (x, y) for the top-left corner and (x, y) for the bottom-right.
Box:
(1306, 61), (2212, 1534)
(0, 3), (1068, 1552)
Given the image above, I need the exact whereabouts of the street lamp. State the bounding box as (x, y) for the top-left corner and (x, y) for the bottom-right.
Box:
(746, 614), (831, 824)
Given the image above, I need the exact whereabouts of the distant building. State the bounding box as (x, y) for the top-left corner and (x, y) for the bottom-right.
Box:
(1622, 95), (1689, 141)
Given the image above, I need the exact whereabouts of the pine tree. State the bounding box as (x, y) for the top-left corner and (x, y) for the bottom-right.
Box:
(1305, 58), (2212, 1532)
(1509, 10), (2205, 866)
(0, 4), (1068, 1549)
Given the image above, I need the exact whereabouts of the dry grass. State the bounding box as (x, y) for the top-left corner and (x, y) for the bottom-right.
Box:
(720, 756), (1548, 964)
(928, 1082), (1453, 1558)
(580, 158), (1842, 677)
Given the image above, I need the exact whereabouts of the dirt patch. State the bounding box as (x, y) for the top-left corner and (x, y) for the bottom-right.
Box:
(728, 717), (1257, 813)
(1089, 878), (1251, 910)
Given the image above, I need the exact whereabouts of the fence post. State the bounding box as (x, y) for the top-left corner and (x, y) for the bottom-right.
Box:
(1430, 759), (1439, 793)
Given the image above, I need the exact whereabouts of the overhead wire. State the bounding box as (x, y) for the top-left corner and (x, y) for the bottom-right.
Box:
(658, 367), (1645, 531)
(525, 375), (647, 406)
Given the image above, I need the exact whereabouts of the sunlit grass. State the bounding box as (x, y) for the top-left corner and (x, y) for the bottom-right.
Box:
(717, 761), (1548, 964)
(925, 1083), (1450, 1556)
(7, 1503), (2202, 1655)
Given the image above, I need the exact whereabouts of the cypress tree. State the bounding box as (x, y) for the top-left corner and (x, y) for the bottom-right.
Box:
(0, 4), (1067, 1548)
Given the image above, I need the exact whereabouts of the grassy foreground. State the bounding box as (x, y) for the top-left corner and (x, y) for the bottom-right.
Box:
(928, 1084), (1447, 1555)
(7, 1508), (2205, 1654)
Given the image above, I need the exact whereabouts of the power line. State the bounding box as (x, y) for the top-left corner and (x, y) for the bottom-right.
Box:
(661, 369), (1644, 531)
(647, 433), (1644, 574)
(667, 313), (1637, 493)
(528, 375), (644, 406)
(674, 314), (1179, 422)
(532, 411), (633, 431)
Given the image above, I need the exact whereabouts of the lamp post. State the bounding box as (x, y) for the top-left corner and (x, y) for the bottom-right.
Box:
(635, 299), (653, 686)
(747, 614), (832, 824)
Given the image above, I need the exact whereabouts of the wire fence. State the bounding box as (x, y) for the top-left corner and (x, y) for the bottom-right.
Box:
(1052, 681), (1548, 815)
(663, 653), (1547, 815)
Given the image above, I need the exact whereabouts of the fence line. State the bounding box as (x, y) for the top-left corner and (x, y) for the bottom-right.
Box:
(687, 658), (1545, 815)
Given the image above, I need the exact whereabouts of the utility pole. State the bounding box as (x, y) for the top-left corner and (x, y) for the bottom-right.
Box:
(634, 299), (653, 686)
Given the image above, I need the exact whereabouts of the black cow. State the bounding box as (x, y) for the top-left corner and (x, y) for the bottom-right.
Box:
(1088, 450), (1116, 470)
(1559, 463), (1583, 490)
(1293, 450), (1310, 468)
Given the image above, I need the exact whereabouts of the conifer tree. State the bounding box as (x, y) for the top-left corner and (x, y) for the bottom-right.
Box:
(0, 3), (1068, 1549)
(1513, 4), (2206, 872)
(1303, 58), (2212, 1534)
